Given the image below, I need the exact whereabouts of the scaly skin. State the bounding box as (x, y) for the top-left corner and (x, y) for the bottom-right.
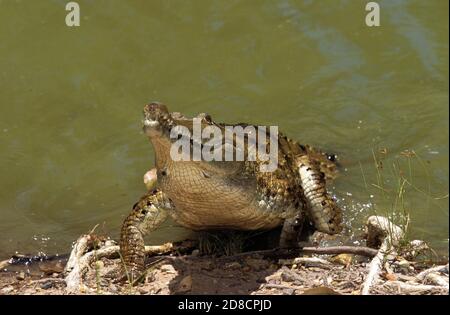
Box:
(119, 190), (170, 283)
(119, 103), (343, 283)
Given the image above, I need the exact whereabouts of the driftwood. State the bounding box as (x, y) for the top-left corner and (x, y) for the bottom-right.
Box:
(63, 232), (381, 293)
(416, 264), (449, 281)
(63, 227), (447, 294)
(382, 281), (448, 294)
(423, 273), (449, 288)
(414, 264), (449, 289)
(361, 216), (404, 295)
(64, 234), (174, 292)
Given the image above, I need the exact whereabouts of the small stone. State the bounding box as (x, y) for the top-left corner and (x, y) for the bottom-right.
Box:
(40, 281), (53, 290)
(302, 287), (341, 295)
(176, 275), (192, 293)
(396, 259), (411, 273)
(283, 288), (295, 295)
(160, 264), (176, 274)
(1, 286), (14, 294)
(329, 254), (353, 266)
(199, 261), (214, 271)
(0, 260), (10, 270)
(281, 270), (299, 282)
(191, 249), (200, 257)
(109, 284), (118, 293)
(245, 258), (269, 271)
(138, 287), (148, 294)
(16, 272), (26, 281)
(224, 262), (241, 270)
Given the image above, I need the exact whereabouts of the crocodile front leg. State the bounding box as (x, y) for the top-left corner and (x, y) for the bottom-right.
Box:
(119, 189), (170, 284)
(296, 155), (343, 234)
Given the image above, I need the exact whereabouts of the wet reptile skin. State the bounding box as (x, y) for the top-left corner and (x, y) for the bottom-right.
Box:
(119, 103), (343, 282)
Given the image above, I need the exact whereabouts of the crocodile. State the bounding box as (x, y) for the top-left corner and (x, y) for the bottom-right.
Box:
(119, 102), (343, 282)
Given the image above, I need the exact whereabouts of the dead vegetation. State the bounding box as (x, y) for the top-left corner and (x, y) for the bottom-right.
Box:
(0, 215), (447, 295)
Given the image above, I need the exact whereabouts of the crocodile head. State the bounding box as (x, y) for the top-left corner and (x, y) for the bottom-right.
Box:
(143, 102), (214, 144)
(142, 102), (244, 175)
(142, 102), (174, 138)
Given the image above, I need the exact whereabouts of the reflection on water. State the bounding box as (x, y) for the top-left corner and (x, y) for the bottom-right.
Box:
(0, 0), (448, 258)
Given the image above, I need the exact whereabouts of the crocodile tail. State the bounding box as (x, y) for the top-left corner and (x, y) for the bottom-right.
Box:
(296, 155), (342, 234)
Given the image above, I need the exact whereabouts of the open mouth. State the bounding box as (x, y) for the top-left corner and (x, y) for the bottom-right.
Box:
(143, 118), (160, 128)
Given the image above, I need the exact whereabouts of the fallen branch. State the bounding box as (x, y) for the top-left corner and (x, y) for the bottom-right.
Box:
(423, 273), (449, 288)
(65, 244), (120, 292)
(220, 245), (377, 262)
(64, 234), (174, 293)
(263, 283), (305, 291)
(416, 264), (449, 281)
(361, 216), (405, 295)
(381, 281), (448, 294)
(279, 257), (331, 268)
(301, 246), (378, 257)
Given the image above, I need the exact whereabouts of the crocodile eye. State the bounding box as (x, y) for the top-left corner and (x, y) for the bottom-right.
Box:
(203, 114), (212, 123)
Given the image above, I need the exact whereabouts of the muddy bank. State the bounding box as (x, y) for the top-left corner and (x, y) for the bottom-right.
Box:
(0, 249), (448, 295)
(0, 216), (448, 295)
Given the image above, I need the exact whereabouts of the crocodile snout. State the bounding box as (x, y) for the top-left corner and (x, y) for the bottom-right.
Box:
(144, 102), (169, 120)
(143, 102), (171, 133)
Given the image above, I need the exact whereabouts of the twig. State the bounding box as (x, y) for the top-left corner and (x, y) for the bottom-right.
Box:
(219, 245), (377, 262)
(264, 283), (304, 291)
(279, 257), (332, 268)
(301, 246), (378, 257)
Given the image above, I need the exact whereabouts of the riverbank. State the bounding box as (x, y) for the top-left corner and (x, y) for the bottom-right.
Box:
(1, 216), (448, 295)
(0, 246), (448, 295)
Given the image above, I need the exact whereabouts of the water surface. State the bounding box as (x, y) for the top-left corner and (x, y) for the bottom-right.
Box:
(0, 0), (448, 258)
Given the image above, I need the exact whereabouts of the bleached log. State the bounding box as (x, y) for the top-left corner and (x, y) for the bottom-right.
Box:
(423, 273), (449, 289)
(382, 281), (448, 294)
(65, 244), (120, 292)
(64, 234), (92, 273)
(416, 264), (449, 281)
(64, 235), (174, 293)
(361, 216), (404, 295)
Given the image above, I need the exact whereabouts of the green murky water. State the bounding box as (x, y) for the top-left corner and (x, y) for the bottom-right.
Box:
(0, 0), (448, 258)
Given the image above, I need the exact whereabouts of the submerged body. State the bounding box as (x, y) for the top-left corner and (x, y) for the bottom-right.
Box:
(120, 103), (343, 281)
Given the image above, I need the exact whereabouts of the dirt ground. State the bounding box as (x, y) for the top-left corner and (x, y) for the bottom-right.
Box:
(0, 242), (448, 295)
